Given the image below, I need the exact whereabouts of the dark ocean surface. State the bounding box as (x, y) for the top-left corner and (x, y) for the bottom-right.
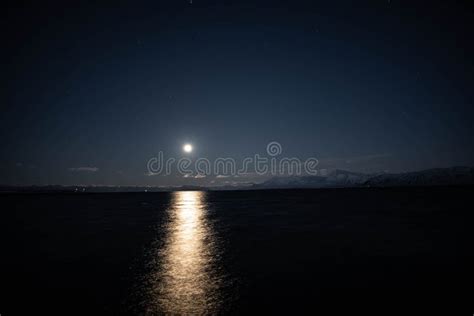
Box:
(1, 187), (473, 314)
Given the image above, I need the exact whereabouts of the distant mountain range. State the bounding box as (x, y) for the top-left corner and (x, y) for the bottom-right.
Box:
(252, 167), (474, 189)
(364, 166), (474, 187)
(251, 169), (372, 189)
(1, 167), (473, 193)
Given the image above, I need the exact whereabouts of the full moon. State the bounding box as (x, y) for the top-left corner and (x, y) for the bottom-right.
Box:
(183, 144), (193, 153)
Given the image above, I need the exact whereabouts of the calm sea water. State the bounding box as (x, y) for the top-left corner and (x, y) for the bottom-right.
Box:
(1, 187), (473, 314)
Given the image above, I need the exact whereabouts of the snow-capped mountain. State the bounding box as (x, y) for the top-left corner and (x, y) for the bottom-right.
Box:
(253, 169), (372, 189)
(364, 166), (474, 187)
(253, 167), (474, 189)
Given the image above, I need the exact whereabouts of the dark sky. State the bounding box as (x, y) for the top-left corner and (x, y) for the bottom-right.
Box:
(2, 0), (474, 186)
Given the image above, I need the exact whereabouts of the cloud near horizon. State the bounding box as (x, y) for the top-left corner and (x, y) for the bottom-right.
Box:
(68, 167), (99, 172)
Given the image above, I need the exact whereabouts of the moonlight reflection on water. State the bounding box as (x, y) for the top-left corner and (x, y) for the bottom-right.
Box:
(144, 191), (223, 315)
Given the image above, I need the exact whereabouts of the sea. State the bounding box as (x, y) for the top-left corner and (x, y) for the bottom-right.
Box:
(1, 187), (473, 314)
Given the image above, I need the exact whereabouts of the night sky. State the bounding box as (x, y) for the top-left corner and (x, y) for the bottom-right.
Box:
(2, 1), (473, 186)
